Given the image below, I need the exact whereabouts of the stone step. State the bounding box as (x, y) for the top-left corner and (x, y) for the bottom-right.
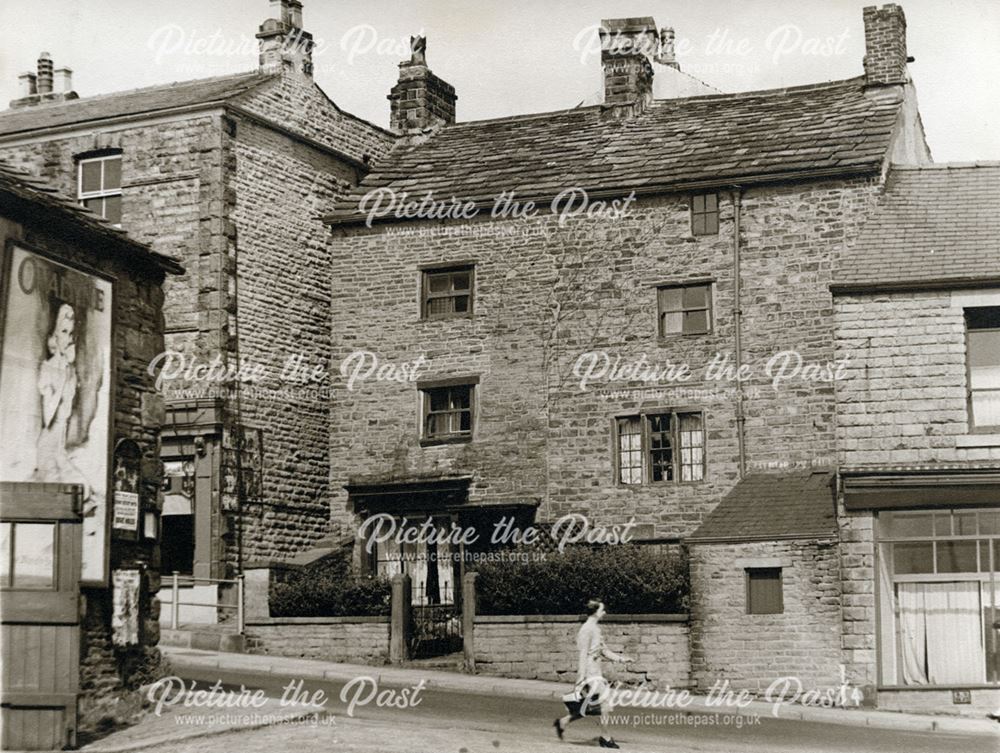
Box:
(160, 628), (246, 654)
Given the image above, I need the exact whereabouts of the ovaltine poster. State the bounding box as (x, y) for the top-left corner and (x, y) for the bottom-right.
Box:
(0, 244), (113, 584)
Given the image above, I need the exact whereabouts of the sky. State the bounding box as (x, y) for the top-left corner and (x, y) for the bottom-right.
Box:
(0, 0), (997, 161)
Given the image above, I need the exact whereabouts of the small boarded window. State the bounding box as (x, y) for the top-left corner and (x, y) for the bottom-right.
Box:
(690, 193), (718, 235)
(422, 266), (474, 319)
(746, 567), (783, 614)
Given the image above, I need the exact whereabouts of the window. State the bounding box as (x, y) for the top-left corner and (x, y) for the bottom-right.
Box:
(746, 568), (783, 614)
(421, 383), (474, 442)
(615, 411), (704, 484)
(966, 307), (1000, 431)
(0, 522), (56, 589)
(690, 193), (718, 235)
(78, 154), (123, 225)
(877, 509), (1000, 686)
(422, 266), (473, 319)
(658, 283), (712, 336)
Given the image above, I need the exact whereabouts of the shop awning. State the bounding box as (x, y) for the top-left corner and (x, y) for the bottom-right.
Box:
(842, 466), (1000, 510)
(687, 470), (837, 544)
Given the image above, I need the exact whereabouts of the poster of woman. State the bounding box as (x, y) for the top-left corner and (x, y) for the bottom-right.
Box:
(0, 243), (113, 584)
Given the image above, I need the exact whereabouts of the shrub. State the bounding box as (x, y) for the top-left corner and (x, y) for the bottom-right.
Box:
(269, 553), (391, 618)
(474, 544), (688, 615)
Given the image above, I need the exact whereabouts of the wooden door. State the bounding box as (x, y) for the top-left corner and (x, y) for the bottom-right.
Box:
(1, 482), (82, 751)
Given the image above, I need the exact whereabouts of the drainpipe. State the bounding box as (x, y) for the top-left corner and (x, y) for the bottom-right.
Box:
(732, 187), (746, 478)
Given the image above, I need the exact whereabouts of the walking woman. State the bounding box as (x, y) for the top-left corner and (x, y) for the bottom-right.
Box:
(554, 599), (633, 748)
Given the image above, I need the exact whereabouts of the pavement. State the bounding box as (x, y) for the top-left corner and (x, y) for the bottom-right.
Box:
(77, 645), (999, 752)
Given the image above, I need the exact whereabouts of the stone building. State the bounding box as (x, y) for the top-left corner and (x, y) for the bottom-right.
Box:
(832, 163), (1000, 714)
(0, 161), (181, 744)
(323, 2), (938, 701)
(0, 1), (394, 587)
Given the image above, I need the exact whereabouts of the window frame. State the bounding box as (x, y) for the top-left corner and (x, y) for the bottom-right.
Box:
(657, 281), (714, 337)
(420, 264), (475, 320)
(964, 307), (1000, 433)
(419, 377), (478, 445)
(745, 567), (784, 615)
(77, 153), (123, 227)
(690, 193), (719, 236)
(612, 409), (706, 486)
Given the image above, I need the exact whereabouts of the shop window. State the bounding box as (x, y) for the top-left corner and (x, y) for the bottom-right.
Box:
(746, 567), (783, 614)
(877, 508), (1000, 687)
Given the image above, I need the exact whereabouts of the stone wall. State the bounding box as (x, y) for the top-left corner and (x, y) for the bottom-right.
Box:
(688, 538), (843, 694)
(329, 177), (881, 539)
(245, 617), (390, 665)
(834, 288), (1000, 466)
(473, 615), (690, 687)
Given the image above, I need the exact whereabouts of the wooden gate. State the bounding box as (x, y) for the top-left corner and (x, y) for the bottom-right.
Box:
(1, 482), (82, 751)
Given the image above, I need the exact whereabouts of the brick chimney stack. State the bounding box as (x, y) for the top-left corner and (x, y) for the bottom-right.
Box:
(600, 18), (660, 116)
(257, 0), (314, 78)
(388, 36), (457, 135)
(862, 4), (910, 86)
(9, 53), (78, 109)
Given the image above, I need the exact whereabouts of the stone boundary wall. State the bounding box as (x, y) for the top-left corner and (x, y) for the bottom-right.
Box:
(245, 616), (389, 665)
(473, 614), (690, 687)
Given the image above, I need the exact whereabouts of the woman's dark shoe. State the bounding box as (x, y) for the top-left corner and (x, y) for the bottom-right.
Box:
(553, 718), (564, 740)
(599, 737), (620, 749)
(987, 712), (1000, 721)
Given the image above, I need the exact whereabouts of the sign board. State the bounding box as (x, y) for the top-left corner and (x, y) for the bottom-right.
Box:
(0, 243), (113, 585)
(111, 568), (141, 647)
(112, 438), (141, 535)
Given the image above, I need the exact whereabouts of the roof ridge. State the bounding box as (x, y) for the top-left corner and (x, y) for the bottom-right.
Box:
(650, 75), (867, 105)
(889, 161), (1000, 170)
(0, 69), (274, 117)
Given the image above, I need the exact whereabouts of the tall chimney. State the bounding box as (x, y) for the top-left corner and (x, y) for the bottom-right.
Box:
(600, 18), (659, 116)
(257, 0), (314, 78)
(36, 52), (53, 95)
(862, 4), (910, 86)
(388, 36), (457, 135)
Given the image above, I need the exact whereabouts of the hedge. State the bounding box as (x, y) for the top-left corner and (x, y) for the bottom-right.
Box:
(473, 544), (688, 615)
(269, 551), (391, 618)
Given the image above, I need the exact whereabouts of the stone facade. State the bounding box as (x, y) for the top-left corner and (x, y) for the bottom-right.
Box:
(473, 615), (690, 687)
(328, 178), (881, 540)
(689, 539), (843, 694)
(245, 617), (390, 665)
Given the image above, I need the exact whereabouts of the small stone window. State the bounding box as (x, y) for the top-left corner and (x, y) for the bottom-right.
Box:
(422, 265), (474, 319)
(420, 380), (476, 443)
(965, 307), (1000, 431)
(78, 153), (122, 226)
(690, 193), (718, 235)
(658, 283), (712, 336)
(615, 411), (704, 484)
(746, 567), (783, 614)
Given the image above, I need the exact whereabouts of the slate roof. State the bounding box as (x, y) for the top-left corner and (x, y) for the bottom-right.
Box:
(0, 71), (276, 138)
(833, 163), (1000, 291)
(686, 471), (837, 543)
(326, 76), (905, 226)
(0, 161), (183, 275)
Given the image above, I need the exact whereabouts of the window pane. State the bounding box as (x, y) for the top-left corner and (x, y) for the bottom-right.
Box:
(453, 295), (469, 313)
(691, 214), (706, 235)
(682, 285), (707, 308)
(428, 274), (450, 293)
(11, 523), (55, 588)
(429, 390), (449, 411)
(459, 409), (471, 432)
(103, 157), (122, 190)
(747, 568), (782, 614)
(704, 212), (719, 234)
(82, 197), (103, 214)
(933, 512), (952, 536)
(0, 522), (10, 585)
(705, 193), (718, 212)
(969, 331), (1000, 386)
(893, 542), (934, 574)
(658, 287), (682, 313)
(80, 160), (101, 193)
(966, 307), (1000, 330)
(937, 541), (978, 573)
(954, 511), (978, 536)
(880, 511), (934, 538)
(617, 417), (643, 485)
(450, 387), (471, 410)
(679, 413), (704, 481)
(692, 195), (705, 213)
(683, 309), (708, 334)
(451, 272), (469, 290)
(661, 311), (683, 335)
(427, 297), (452, 316)
(104, 194), (122, 224)
(979, 510), (1000, 535)
(971, 391), (1000, 428)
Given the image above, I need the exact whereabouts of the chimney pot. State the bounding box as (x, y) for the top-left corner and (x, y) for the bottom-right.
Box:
(257, 0), (313, 77)
(36, 52), (54, 95)
(862, 4), (908, 86)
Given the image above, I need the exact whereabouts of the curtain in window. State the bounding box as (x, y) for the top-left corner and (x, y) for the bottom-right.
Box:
(924, 582), (985, 685)
(436, 522), (455, 605)
(410, 538), (429, 606)
(897, 583), (928, 685)
(617, 417), (643, 484)
(377, 536), (402, 578)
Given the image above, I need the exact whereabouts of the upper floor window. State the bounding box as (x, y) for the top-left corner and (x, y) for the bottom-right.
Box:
(965, 307), (1000, 431)
(615, 410), (704, 484)
(690, 193), (718, 235)
(422, 265), (473, 319)
(658, 283), (712, 336)
(78, 154), (122, 226)
(746, 567), (783, 615)
(420, 379), (476, 444)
